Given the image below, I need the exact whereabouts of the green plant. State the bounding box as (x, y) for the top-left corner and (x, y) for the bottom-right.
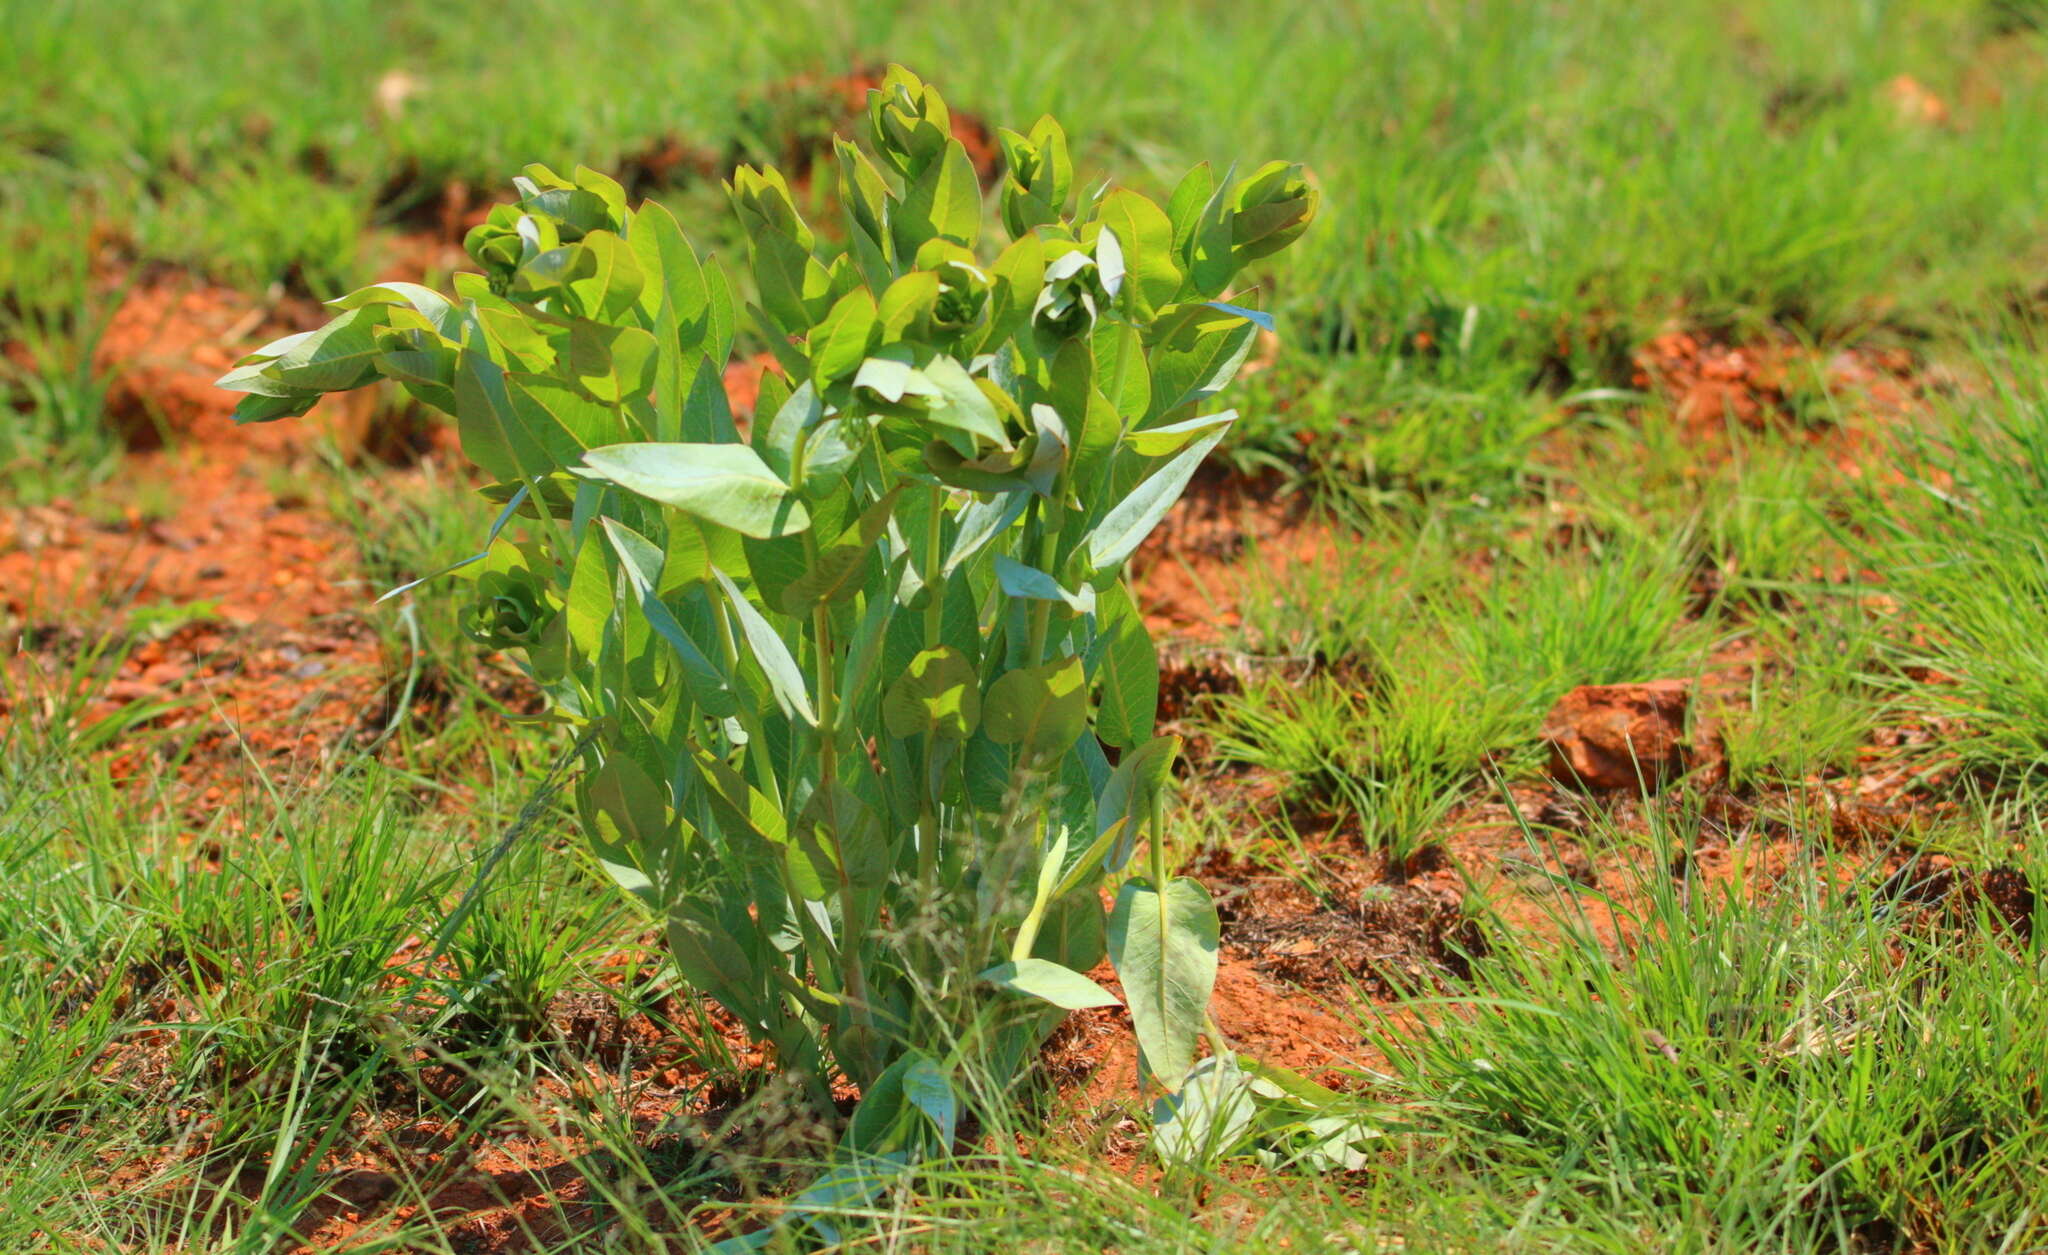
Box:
(216, 65), (1315, 1159)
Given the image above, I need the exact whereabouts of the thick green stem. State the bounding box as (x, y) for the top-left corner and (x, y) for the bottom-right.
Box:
(917, 483), (946, 890)
(791, 424), (879, 1074)
(1024, 497), (1062, 663)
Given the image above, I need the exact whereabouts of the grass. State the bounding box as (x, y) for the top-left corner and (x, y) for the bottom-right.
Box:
(1374, 830), (2048, 1253)
(4, 0), (2048, 1250)
(7, 0), (2048, 475)
(1858, 342), (2048, 789)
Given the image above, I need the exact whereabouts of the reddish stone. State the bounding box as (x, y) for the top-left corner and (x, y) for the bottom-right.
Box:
(1541, 680), (1693, 793)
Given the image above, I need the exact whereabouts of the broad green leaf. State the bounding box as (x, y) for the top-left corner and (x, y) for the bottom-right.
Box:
(882, 645), (980, 739)
(894, 137), (981, 256)
(454, 350), (559, 484)
(510, 370), (624, 464)
(1092, 322), (1152, 423)
(601, 518), (739, 717)
(942, 491), (1029, 575)
(1034, 888), (1109, 975)
(580, 443), (810, 539)
(781, 486), (898, 613)
(1185, 163), (1238, 296)
(983, 656), (1087, 754)
(327, 282), (461, 336)
(748, 228), (832, 336)
(1085, 423), (1231, 571)
(1166, 163), (1216, 259)
(834, 138), (892, 258)
(573, 164), (629, 228)
(777, 541), (864, 614)
(980, 234), (1045, 351)
(564, 527), (614, 658)
(900, 1053), (958, 1144)
(979, 958), (1121, 1010)
(1095, 189), (1181, 319)
(847, 1055), (920, 1156)
(1095, 735), (1180, 859)
(689, 743), (801, 880)
(754, 377), (821, 481)
(666, 906), (762, 1024)
(1125, 408), (1235, 457)
(1146, 305), (1261, 421)
(1150, 1056), (1258, 1165)
(1022, 403), (1071, 498)
(713, 566), (818, 725)
(810, 286), (878, 386)
(920, 354), (1012, 450)
(629, 200), (712, 336)
(565, 318), (658, 404)
(267, 306), (392, 393)
(586, 754), (673, 906)
(877, 271), (941, 343)
(852, 352), (942, 405)
(1091, 581), (1158, 748)
(704, 262), (738, 366)
(1109, 876), (1220, 1090)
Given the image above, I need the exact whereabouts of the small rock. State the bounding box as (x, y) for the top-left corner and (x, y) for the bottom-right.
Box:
(1541, 680), (1692, 793)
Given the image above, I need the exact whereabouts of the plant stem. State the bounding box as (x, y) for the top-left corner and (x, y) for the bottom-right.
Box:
(791, 423), (880, 1076)
(917, 483), (945, 890)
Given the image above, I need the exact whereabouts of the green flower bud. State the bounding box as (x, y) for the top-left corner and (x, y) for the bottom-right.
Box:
(509, 163), (620, 242)
(726, 164), (815, 253)
(996, 115), (1073, 239)
(461, 543), (560, 652)
(934, 260), (991, 333)
(463, 204), (560, 295)
(915, 240), (991, 337)
(728, 164), (837, 335)
(1031, 232), (1122, 343)
(866, 63), (953, 178)
(1228, 161), (1319, 264)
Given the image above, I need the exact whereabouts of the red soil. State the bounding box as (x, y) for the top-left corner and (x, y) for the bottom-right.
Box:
(6, 239), (2017, 1249)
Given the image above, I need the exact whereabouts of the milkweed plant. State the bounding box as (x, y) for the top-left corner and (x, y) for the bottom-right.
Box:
(218, 68), (1347, 1189)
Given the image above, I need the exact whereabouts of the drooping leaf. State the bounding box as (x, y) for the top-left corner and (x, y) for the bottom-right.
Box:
(920, 354), (1012, 450)
(454, 350), (561, 484)
(266, 306), (395, 393)
(994, 555), (1095, 615)
(1150, 1055), (1259, 1165)
(1124, 408), (1235, 457)
(1108, 876), (1220, 1090)
(1146, 305), (1262, 422)
(1093, 735), (1178, 875)
(579, 443), (810, 539)
(1085, 422), (1231, 571)
(601, 518), (739, 717)
(979, 958), (1122, 1010)
(713, 566), (818, 725)
(586, 754), (675, 906)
